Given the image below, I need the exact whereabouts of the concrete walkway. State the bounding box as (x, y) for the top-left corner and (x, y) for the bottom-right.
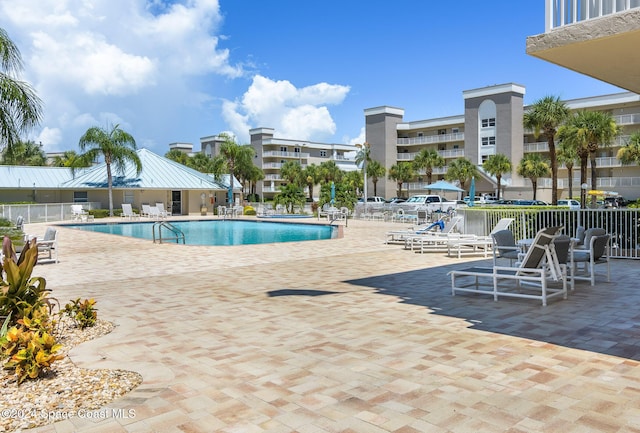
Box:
(25, 217), (640, 432)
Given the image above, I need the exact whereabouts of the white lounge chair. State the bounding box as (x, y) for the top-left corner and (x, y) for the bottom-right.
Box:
(447, 218), (515, 258)
(449, 226), (566, 306)
(36, 227), (58, 264)
(156, 202), (172, 217)
(140, 204), (152, 218)
(121, 203), (140, 220)
(404, 216), (467, 253)
(71, 204), (88, 221)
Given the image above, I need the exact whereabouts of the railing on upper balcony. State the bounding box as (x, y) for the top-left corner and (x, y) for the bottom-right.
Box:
(263, 151), (310, 159)
(524, 135), (632, 153)
(547, 0), (640, 31)
(397, 148), (464, 161)
(396, 132), (464, 146)
(536, 176), (640, 188)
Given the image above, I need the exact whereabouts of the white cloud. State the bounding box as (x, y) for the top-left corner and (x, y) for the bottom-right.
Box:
(345, 127), (366, 146)
(34, 127), (63, 149)
(223, 75), (350, 143)
(0, 0), (242, 151)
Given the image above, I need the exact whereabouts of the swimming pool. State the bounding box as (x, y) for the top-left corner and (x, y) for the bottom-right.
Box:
(65, 220), (337, 246)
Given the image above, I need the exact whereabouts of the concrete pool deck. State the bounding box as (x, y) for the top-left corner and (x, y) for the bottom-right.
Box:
(23, 217), (640, 432)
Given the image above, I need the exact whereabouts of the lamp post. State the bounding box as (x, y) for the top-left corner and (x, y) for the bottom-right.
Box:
(581, 182), (588, 209)
(356, 142), (370, 216)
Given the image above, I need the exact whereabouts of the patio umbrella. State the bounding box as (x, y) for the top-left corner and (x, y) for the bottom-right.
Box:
(468, 177), (476, 207)
(330, 181), (335, 205)
(425, 180), (465, 193)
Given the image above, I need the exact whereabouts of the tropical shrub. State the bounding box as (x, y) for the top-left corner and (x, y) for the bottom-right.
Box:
(62, 298), (97, 329)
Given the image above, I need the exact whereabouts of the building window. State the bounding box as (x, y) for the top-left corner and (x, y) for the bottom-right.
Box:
(73, 191), (88, 203)
(438, 129), (446, 135)
(481, 136), (496, 146)
(123, 190), (134, 204)
(481, 155), (489, 164)
(452, 127), (459, 134)
(438, 144), (446, 151)
(320, 150), (327, 157)
(417, 132), (424, 137)
(280, 146), (287, 153)
(481, 118), (496, 127)
(294, 147), (301, 153)
(453, 144), (459, 149)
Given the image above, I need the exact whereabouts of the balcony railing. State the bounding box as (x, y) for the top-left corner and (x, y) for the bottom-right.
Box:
(397, 148), (464, 161)
(614, 113), (640, 125)
(396, 132), (464, 146)
(546, 0), (640, 31)
(263, 151), (310, 159)
(536, 176), (640, 188)
(524, 135), (631, 153)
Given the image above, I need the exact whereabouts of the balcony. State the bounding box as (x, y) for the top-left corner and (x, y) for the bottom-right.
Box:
(527, 1), (640, 93)
(263, 151), (310, 159)
(397, 148), (464, 161)
(537, 176), (640, 188)
(614, 113), (640, 125)
(262, 162), (306, 170)
(524, 135), (631, 154)
(396, 132), (464, 146)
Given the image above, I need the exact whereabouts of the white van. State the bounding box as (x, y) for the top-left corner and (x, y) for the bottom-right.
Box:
(558, 199), (580, 210)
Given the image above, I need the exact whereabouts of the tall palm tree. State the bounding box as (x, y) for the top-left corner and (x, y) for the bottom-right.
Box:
(388, 162), (415, 198)
(366, 160), (386, 197)
(280, 160), (304, 186)
(482, 153), (511, 200)
(557, 110), (619, 207)
(617, 131), (640, 166)
(412, 148), (445, 185)
(355, 142), (371, 200)
(302, 163), (320, 201)
(319, 160), (342, 184)
(1, 140), (46, 166)
(557, 140), (578, 199)
(78, 124), (142, 216)
(517, 153), (550, 200)
(523, 95), (570, 205)
(164, 149), (190, 166)
(0, 28), (43, 152)
(445, 157), (477, 192)
(212, 133), (254, 203)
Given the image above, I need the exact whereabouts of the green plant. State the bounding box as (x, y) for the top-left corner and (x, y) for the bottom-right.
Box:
(1, 237), (52, 325)
(0, 324), (63, 384)
(62, 298), (97, 329)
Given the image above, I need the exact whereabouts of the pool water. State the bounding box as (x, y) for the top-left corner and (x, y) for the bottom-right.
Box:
(66, 220), (336, 246)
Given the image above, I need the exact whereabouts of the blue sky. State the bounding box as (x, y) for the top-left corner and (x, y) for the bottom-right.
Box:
(0, 0), (623, 156)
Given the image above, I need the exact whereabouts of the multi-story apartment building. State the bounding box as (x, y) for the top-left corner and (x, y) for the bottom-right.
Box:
(250, 128), (358, 200)
(365, 83), (640, 202)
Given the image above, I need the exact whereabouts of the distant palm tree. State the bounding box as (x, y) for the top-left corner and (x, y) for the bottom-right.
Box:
(412, 148), (445, 185)
(165, 149), (190, 166)
(482, 153), (511, 200)
(366, 160), (386, 197)
(0, 28), (42, 152)
(517, 153), (550, 200)
(1, 140), (46, 166)
(617, 131), (640, 166)
(319, 160), (342, 184)
(78, 124), (142, 216)
(557, 140), (578, 199)
(388, 162), (415, 198)
(51, 150), (90, 170)
(558, 110), (619, 206)
(302, 163), (320, 201)
(212, 133), (254, 203)
(523, 95), (570, 205)
(445, 158), (477, 192)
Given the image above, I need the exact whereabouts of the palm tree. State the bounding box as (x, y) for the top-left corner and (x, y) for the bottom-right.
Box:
(78, 124), (142, 216)
(0, 28), (43, 152)
(482, 154), (511, 200)
(189, 153), (215, 173)
(517, 153), (550, 200)
(212, 134), (254, 203)
(1, 140), (46, 166)
(412, 148), (445, 185)
(366, 160), (386, 197)
(617, 131), (640, 165)
(557, 140), (578, 199)
(523, 95), (570, 205)
(557, 110), (620, 207)
(302, 163), (320, 201)
(319, 160), (342, 184)
(355, 142), (371, 200)
(51, 150), (91, 170)
(164, 149), (190, 166)
(388, 162), (415, 198)
(280, 160), (304, 186)
(445, 158), (477, 192)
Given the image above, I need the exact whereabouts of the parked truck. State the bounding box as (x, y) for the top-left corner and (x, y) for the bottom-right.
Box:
(400, 194), (464, 213)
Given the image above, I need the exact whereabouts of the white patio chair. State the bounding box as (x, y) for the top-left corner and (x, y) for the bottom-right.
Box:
(71, 204), (88, 221)
(156, 203), (172, 217)
(571, 233), (610, 286)
(121, 203), (139, 220)
(36, 227), (59, 264)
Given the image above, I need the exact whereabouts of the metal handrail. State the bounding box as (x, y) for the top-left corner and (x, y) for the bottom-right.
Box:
(152, 221), (185, 244)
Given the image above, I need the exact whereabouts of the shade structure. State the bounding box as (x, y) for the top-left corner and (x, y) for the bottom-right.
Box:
(330, 181), (336, 204)
(468, 177), (476, 207)
(425, 180), (465, 193)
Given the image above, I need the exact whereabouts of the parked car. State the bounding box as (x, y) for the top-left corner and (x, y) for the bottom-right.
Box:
(514, 200), (548, 206)
(358, 196), (385, 203)
(386, 197), (407, 204)
(558, 199), (580, 210)
(491, 199), (517, 205)
(604, 197), (629, 208)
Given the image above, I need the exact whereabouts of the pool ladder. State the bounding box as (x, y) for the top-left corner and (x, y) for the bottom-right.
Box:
(152, 221), (185, 244)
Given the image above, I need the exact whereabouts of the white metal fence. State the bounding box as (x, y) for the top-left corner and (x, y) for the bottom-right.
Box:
(0, 202), (101, 224)
(460, 208), (640, 259)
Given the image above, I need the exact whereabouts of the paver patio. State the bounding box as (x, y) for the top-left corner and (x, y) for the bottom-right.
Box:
(21, 218), (640, 432)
